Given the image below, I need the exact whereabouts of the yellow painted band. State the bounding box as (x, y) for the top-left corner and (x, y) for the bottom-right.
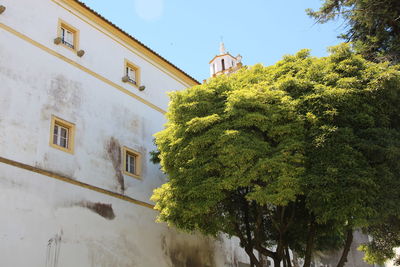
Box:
(53, 0), (199, 87)
(0, 22), (166, 114)
(0, 156), (155, 210)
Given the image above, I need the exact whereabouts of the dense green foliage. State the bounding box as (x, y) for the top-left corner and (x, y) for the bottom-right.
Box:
(151, 44), (400, 266)
(360, 217), (400, 265)
(307, 0), (400, 63)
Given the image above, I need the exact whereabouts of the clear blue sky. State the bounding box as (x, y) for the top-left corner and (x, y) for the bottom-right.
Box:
(80, 0), (344, 82)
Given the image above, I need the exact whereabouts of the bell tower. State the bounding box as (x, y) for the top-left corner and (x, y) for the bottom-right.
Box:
(209, 42), (242, 77)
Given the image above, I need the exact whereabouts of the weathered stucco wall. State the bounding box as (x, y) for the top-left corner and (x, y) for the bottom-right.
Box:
(0, 1), (379, 266)
(0, 163), (249, 267)
(0, 0), (250, 266)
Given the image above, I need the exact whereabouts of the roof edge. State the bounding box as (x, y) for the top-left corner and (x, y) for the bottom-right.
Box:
(60, 0), (200, 86)
(209, 53), (236, 64)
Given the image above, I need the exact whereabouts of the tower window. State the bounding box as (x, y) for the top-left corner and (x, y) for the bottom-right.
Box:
(222, 59), (225, 70)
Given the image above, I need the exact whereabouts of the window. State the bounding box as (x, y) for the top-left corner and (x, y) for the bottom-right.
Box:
(126, 152), (137, 174)
(221, 59), (225, 70)
(53, 124), (69, 148)
(123, 59), (141, 87)
(126, 65), (137, 84)
(57, 19), (79, 51)
(122, 147), (141, 179)
(50, 116), (75, 154)
(61, 27), (74, 48)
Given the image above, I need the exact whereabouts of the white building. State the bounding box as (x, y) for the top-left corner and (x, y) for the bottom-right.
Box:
(0, 0), (250, 266)
(0, 1), (385, 266)
(209, 42), (243, 77)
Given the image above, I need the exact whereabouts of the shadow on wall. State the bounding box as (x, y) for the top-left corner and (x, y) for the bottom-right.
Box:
(161, 231), (216, 267)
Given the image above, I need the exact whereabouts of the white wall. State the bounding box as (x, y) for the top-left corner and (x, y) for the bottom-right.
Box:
(0, 162), (248, 267)
(209, 54), (237, 77)
(0, 0), (250, 266)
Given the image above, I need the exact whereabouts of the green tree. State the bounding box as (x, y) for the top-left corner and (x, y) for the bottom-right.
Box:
(151, 44), (400, 267)
(360, 217), (400, 266)
(297, 44), (400, 266)
(152, 64), (306, 266)
(307, 0), (400, 63)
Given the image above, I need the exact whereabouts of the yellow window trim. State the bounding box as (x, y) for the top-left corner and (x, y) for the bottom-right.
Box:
(51, 0), (199, 87)
(123, 59), (141, 88)
(49, 115), (76, 154)
(57, 18), (80, 51)
(0, 22), (166, 114)
(122, 146), (142, 179)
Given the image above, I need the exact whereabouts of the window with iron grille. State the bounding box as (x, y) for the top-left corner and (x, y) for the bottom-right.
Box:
(57, 19), (78, 51)
(61, 27), (74, 49)
(126, 66), (137, 85)
(123, 60), (140, 87)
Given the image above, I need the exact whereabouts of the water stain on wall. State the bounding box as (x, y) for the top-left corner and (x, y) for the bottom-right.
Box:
(48, 75), (82, 110)
(41, 74), (82, 123)
(130, 115), (141, 136)
(0, 66), (25, 82)
(45, 231), (62, 267)
(161, 233), (216, 267)
(76, 200), (115, 220)
(34, 154), (76, 181)
(138, 146), (147, 177)
(106, 137), (125, 193)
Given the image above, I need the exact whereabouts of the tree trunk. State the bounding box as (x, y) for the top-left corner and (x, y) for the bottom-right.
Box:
(257, 245), (279, 267)
(303, 220), (316, 267)
(250, 258), (264, 267)
(285, 246), (292, 267)
(245, 247), (260, 267)
(274, 258), (281, 267)
(336, 229), (353, 267)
